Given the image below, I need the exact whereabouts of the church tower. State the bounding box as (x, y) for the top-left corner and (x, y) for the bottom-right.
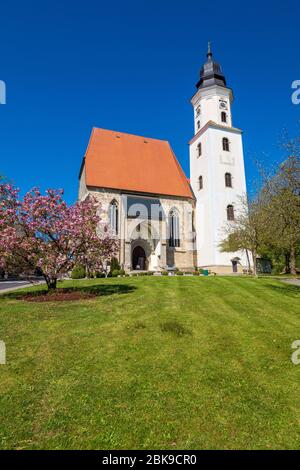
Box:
(189, 43), (248, 273)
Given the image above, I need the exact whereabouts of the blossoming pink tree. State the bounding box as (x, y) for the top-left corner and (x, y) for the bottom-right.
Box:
(0, 184), (119, 290)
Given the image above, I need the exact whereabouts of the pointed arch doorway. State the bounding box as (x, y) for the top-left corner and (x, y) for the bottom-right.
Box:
(132, 246), (147, 270)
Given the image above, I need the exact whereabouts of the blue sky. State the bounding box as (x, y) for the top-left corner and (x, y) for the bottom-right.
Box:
(0, 0), (299, 203)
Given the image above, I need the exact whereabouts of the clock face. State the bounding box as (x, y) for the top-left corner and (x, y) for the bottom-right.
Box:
(220, 101), (227, 110)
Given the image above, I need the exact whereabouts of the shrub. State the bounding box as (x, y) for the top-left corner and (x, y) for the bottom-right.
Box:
(272, 264), (283, 275)
(71, 265), (86, 279)
(110, 257), (120, 272)
(95, 271), (105, 278)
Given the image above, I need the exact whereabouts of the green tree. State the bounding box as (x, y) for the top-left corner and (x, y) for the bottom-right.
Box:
(220, 195), (265, 276)
(261, 150), (300, 274)
(221, 134), (300, 276)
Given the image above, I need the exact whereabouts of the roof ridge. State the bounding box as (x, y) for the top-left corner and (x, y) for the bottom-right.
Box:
(93, 127), (169, 143)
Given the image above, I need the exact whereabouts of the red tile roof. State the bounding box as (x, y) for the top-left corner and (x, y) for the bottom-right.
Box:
(83, 128), (193, 199)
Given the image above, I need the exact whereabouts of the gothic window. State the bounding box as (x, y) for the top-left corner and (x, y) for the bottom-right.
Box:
(168, 209), (180, 248)
(109, 200), (118, 234)
(227, 204), (234, 221)
(221, 111), (227, 123)
(197, 142), (202, 157)
(222, 137), (230, 151)
(225, 172), (232, 188)
(199, 175), (203, 190)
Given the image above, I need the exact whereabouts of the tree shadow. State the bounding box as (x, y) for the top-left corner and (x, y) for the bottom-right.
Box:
(0, 283), (136, 300)
(266, 281), (300, 299)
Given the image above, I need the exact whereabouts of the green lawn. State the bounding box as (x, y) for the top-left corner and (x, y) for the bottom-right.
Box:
(0, 276), (300, 450)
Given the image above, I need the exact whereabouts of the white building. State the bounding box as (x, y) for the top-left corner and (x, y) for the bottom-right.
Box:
(189, 43), (248, 272)
(78, 44), (248, 273)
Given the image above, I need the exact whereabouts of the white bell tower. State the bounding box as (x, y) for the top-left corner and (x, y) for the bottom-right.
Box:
(189, 43), (248, 273)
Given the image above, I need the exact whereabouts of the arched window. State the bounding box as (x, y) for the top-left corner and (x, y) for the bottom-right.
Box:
(197, 120), (200, 130)
(199, 175), (203, 190)
(109, 200), (118, 234)
(221, 111), (227, 123)
(225, 172), (232, 187)
(222, 137), (230, 151)
(168, 209), (180, 248)
(197, 142), (202, 157)
(227, 204), (234, 221)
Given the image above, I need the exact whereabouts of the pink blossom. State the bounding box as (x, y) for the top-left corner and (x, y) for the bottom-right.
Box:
(0, 185), (119, 289)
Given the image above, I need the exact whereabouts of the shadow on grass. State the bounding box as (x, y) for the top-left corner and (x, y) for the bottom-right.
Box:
(1, 283), (136, 301)
(266, 281), (300, 299)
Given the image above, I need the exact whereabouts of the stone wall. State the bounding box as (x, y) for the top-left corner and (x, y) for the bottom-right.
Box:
(78, 167), (196, 271)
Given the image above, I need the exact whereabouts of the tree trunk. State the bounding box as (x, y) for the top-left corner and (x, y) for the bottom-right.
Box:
(44, 276), (57, 290)
(284, 252), (290, 274)
(290, 246), (297, 275)
(245, 249), (251, 272)
(252, 250), (257, 276)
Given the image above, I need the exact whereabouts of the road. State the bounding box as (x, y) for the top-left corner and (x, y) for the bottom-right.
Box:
(0, 280), (32, 292)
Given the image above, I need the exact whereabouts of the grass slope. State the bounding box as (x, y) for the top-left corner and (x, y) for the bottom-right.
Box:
(0, 276), (300, 449)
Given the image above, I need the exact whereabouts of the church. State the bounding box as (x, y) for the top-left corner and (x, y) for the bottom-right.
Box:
(78, 45), (248, 274)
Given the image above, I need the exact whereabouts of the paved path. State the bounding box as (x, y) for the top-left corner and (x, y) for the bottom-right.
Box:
(0, 280), (45, 294)
(0, 280), (31, 291)
(280, 278), (300, 287)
